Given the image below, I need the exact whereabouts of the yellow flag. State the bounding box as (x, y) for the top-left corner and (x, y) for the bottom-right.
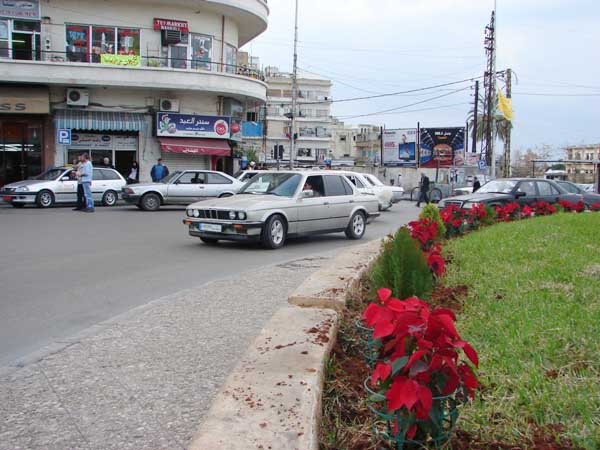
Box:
(497, 90), (514, 121)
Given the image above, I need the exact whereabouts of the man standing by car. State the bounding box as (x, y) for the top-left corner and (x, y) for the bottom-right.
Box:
(80, 153), (94, 213)
(416, 172), (430, 207)
(151, 158), (169, 182)
(72, 154), (85, 210)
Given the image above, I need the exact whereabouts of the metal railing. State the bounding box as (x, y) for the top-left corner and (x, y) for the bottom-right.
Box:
(2, 50), (266, 81)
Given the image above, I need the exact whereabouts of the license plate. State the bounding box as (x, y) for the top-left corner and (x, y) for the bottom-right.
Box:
(199, 223), (222, 233)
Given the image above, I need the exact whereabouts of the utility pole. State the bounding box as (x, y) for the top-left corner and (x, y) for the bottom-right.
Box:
(289, 0), (299, 169)
(471, 80), (479, 154)
(503, 68), (512, 177)
(482, 10), (496, 174)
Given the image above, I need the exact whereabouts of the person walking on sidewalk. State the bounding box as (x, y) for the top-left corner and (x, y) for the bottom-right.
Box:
(151, 158), (169, 182)
(80, 153), (95, 212)
(416, 172), (430, 207)
(127, 161), (139, 184)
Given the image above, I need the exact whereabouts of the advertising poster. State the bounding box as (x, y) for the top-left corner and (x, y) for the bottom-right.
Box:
(419, 127), (465, 168)
(382, 128), (417, 167)
(156, 113), (230, 139)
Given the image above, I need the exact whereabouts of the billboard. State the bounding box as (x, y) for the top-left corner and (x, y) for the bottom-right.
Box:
(382, 128), (417, 167)
(419, 127), (465, 168)
(156, 113), (230, 139)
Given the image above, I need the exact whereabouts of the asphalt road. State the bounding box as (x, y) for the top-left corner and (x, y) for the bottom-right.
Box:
(0, 202), (419, 367)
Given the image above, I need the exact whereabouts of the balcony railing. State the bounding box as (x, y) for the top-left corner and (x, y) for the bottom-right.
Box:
(1, 50), (266, 82)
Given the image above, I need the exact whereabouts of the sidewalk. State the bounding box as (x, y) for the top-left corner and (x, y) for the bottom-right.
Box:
(0, 254), (334, 450)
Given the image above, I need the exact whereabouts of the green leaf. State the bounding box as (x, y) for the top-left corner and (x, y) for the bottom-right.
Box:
(391, 356), (409, 376)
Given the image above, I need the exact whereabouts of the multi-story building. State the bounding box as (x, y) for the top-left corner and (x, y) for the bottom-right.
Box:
(244, 67), (332, 166)
(565, 144), (600, 184)
(355, 124), (381, 165)
(0, 0), (268, 185)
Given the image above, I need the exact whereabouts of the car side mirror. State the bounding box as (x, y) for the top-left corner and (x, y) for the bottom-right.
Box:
(515, 191), (526, 198)
(300, 189), (314, 198)
(61, 176), (70, 181)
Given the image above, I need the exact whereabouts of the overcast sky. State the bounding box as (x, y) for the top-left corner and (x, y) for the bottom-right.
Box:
(242, 0), (600, 156)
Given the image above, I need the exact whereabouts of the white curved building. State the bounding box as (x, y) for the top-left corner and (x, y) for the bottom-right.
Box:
(0, 0), (268, 184)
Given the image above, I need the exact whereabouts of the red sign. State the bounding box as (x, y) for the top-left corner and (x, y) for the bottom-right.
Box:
(153, 18), (189, 32)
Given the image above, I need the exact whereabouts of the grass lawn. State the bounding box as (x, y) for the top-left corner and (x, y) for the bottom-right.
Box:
(444, 213), (600, 449)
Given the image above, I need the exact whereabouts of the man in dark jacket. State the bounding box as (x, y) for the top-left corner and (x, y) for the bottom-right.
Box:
(416, 172), (430, 207)
(472, 176), (481, 192)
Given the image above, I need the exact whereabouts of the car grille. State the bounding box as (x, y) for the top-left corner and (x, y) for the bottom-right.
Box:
(197, 209), (230, 220)
(444, 200), (464, 208)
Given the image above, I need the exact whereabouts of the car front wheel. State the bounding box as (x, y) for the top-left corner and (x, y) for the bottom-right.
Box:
(261, 214), (286, 249)
(140, 193), (160, 211)
(36, 190), (54, 208)
(102, 190), (118, 206)
(345, 211), (366, 240)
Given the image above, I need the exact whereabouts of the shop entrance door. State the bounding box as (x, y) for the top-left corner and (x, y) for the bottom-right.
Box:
(0, 122), (43, 186)
(115, 150), (136, 179)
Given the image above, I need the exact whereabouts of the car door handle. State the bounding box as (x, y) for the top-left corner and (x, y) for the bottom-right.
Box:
(349, 199), (354, 203)
(198, 186), (205, 188)
(323, 201), (330, 205)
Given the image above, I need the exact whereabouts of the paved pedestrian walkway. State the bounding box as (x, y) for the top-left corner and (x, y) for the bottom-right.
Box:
(0, 254), (334, 450)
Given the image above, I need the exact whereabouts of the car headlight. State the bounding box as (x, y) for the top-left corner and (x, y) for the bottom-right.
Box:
(16, 186), (29, 192)
(229, 210), (237, 220)
(238, 211), (247, 220)
(186, 209), (193, 217)
(193, 209), (200, 218)
(125, 187), (135, 194)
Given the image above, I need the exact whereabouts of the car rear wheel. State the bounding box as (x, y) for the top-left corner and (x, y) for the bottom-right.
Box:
(345, 211), (366, 240)
(140, 193), (160, 211)
(430, 188), (443, 204)
(36, 190), (54, 208)
(200, 237), (219, 245)
(102, 190), (118, 206)
(261, 214), (286, 249)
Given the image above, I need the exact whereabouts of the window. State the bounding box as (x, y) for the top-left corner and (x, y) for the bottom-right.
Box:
(346, 175), (365, 189)
(246, 112), (257, 122)
(191, 34), (212, 70)
(0, 20), (9, 58)
(517, 181), (536, 196)
(176, 172), (198, 184)
(100, 169), (121, 180)
(207, 172), (232, 184)
(324, 175), (350, 197)
(267, 89), (281, 97)
(224, 43), (237, 73)
(536, 181), (554, 196)
(316, 109), (329, 117)
(66, 24), (140, 62)
(93, 169), (105, 180)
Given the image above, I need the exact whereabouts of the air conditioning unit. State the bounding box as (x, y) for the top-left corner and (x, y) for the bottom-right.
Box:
(159, 98), (180, 112)
(66, 88), (89, 106)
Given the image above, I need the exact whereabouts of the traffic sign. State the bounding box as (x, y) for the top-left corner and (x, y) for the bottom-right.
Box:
(477, 159), (487, 170)
(57, 128), (72, 145)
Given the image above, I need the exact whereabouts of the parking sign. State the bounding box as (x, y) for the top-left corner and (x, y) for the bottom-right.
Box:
(477, 159), (486, 170)
(57, 129), (72, 145)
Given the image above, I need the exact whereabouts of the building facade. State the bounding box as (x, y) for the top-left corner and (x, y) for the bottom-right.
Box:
(0, 0), (268, 185)
(243, 68), (332, 166)
(565, 144), (600, 184)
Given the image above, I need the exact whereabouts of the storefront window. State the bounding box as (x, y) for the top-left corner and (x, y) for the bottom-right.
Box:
(66, 24), (89, 62)
(117, 28), (139, 55)
(66, 25), (140, 62)
(224, 43), (236, 74)
(191, 34), (212, 70)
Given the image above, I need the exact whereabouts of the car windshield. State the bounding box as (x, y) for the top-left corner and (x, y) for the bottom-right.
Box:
(365, 175), (383, 186)
(159, 171), (182, 183)
(34, 168), (68, 180)
(240, 173), (302, 197)
(476, 179), (518, 194)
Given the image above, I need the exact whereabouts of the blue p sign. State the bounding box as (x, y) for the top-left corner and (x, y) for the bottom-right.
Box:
(57, 129), (72, 145)
(477, 159), (487, 170)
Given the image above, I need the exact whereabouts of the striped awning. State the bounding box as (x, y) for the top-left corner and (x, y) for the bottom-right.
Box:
(54, 110), (147, 132)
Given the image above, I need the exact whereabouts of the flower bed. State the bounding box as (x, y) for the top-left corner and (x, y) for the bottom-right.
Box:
(320, 201), (598, 449)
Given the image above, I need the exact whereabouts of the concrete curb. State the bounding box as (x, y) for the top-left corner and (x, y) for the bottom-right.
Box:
(189, 239), (383, 450)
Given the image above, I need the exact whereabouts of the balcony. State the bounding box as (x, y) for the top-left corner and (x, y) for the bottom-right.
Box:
(0, 55), (267, 102)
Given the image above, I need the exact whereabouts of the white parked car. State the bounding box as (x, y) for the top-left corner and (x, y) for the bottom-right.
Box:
(360, 173), (395, 210)
(122, 170), (244, 211)
(183, 170), (380, 249)
(1, 166), (126, 208)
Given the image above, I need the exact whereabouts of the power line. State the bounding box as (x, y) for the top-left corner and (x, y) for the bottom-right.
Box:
(336, 86), (471, 120)
(337, 102), (471, 119)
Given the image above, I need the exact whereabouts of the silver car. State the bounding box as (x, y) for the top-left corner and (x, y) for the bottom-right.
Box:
(182, 170), (380, 249)
(122, 169), (244, 211)
(1, 166), (125, 208)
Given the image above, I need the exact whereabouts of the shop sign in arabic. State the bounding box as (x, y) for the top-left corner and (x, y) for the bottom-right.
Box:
(0, 0), (40, 20)
(156, 113), (231, 139)
(101, 54), (141, 67)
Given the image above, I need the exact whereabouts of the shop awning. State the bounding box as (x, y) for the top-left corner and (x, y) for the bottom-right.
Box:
(54, 110), (147, 131)
(159, 138), (231, 156)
